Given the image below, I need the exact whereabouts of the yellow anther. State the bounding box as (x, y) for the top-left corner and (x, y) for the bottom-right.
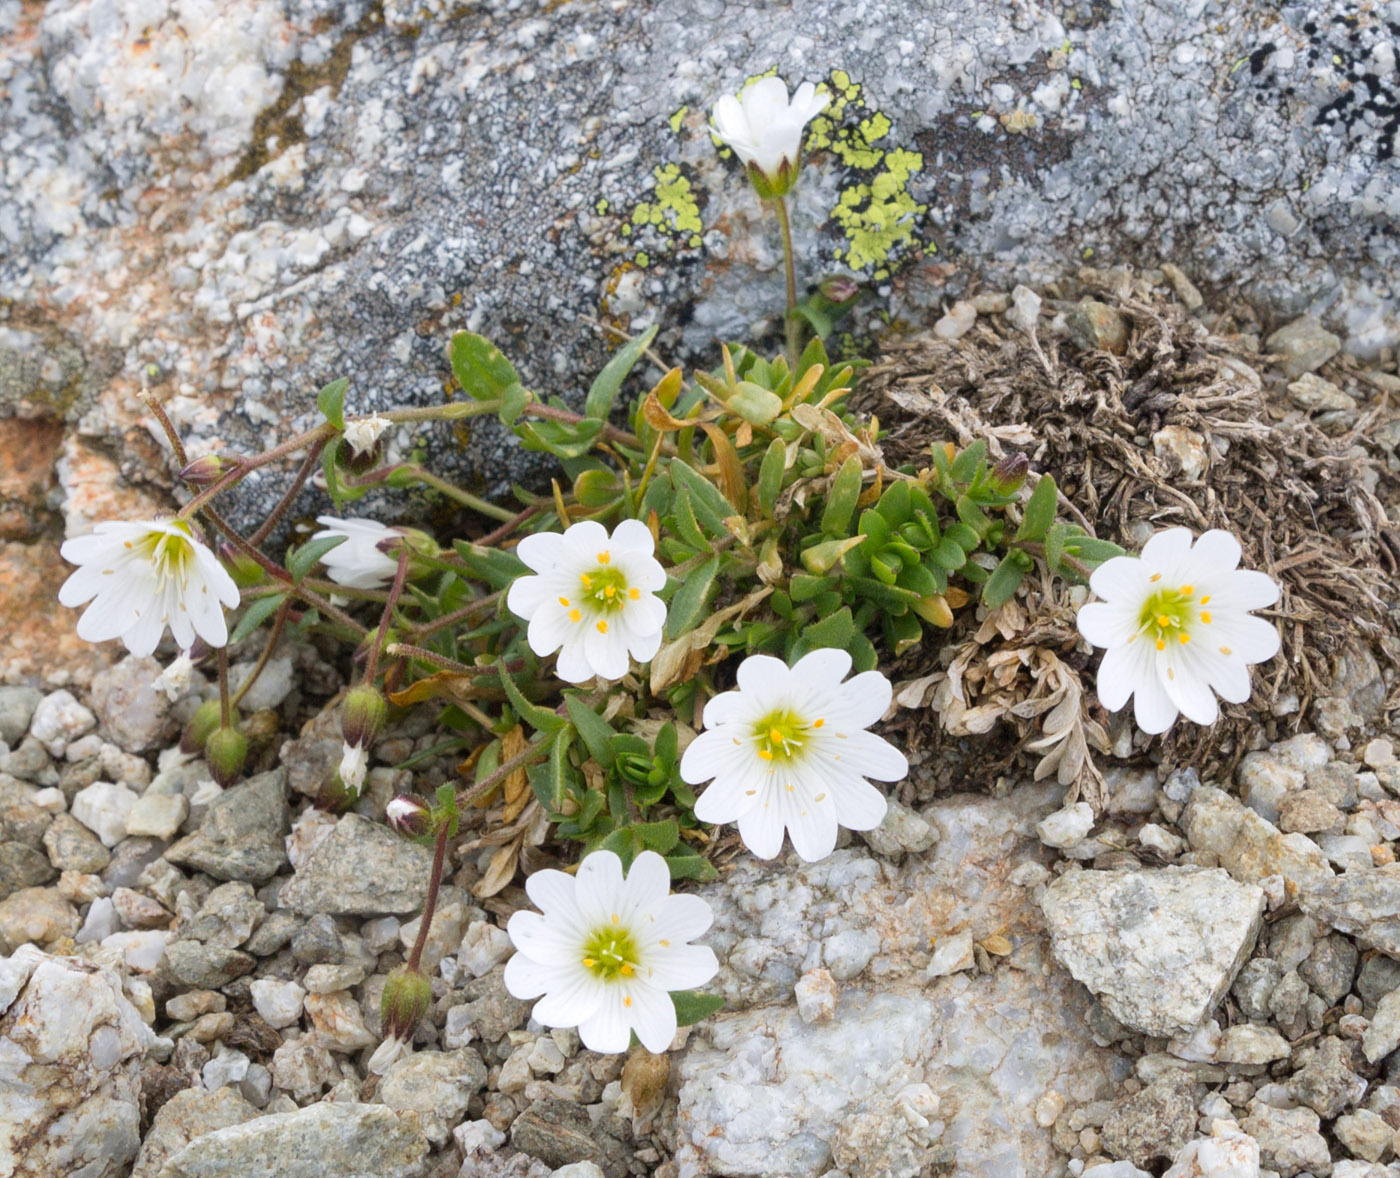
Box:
(1149, 572), (1161, 582)
(604, 584), (615, 598)
(757, 749), (773, 762)
(1179, 584), (1194, 596)
(1200, 594), (1211, 605)
(597, 550), (610, 564)
(770, 728), (784, 743)
(611, 913), (619, 924)
(1200, 611), (1212, 624)
(582, 957), (595, 968)
(558, 596), (570, 607)
(623, 995), (632, 1007)
(620, 963), (634, 976)
(1157, 615), (1172, 628)
(580, 573), (592, 587)
(569, 609), (582, 623)
(813, 718), (824, 728)
(1220, 645), (1232, 655)
(1179, 633), (1190, 644)
(628, 587), (640, 600)
(660, 939), (670, 947)
(785, 783), (794, 792)
(1156, 639), (1165, 651)
(1168, 667), (1176, 680)
(596, 619), (608, 633)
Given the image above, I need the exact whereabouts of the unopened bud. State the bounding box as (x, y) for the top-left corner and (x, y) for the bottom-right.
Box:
(179, 454), (233, 487)
(381, 966), (433, 1043)
(376, 526), (441, 565)
(386, 794), (435, 840)
(180, 699), (223, 755)
(988, 452), (1029, 496)
(818, 275), (860, 306)
(205, 725), (248, 787)
(341, 685), (388, 750)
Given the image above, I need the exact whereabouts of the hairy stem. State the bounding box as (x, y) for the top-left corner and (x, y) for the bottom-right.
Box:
(407, 822), (451, 973)
(409, 590), (502, 640)
(398, 466), (516, 522)
(249, 440), (325, 548)
(365, 548), (411, 685)
(217, 649), (231, 727)
(230, 600), (290, 710)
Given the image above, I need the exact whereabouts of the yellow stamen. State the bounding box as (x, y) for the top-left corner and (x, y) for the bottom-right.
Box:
(582, 957), (595, 968)
(580, 573), (592, 587)
(1200, 595), (1211, 605)
(769, 728), (784, 743)
(569, 608), (582, 623)
(1149, 572), (1161, 582)
(660, 939), (670, 947)
(597, 550), (610, 564)
(1179, 584), (1194, 596)
(1200, 611), (1212, 624)
(620, 963), (634, 976)
(558, 596), (570, 607)
(1220, 645), (1232, 655)
(596, 619), (608, 633)
(1156, 639), (1165, 651)
(785, 783), (794, 792)
(1168, 667), (1175, 679)
(1179, 633), (1190, 644)
(758, 749), (773, 762)
(611, 913), (619, 924)
(604, 584), (615, 598)
(624, 995), (632, 1007)
(813, 718), (824, 728)
(1157, 615), (1172, 628)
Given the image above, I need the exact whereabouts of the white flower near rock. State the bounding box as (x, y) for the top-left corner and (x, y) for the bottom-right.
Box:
(59, 519), (240, 656)
(712, 76), (829, 196)
(153, 649), (196, 701)
(506, 519), (667, 683)
(343, 414), (392, 459)
(679, 649), (908, 861)
(1076, 528), (1281, 735)
(504, 849), (718, 1054)
(311, 516), (402, 589)
(338, 742), (368, 792)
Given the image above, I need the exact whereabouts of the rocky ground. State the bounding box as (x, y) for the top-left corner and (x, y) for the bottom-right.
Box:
(1, 270), (1399, 1178)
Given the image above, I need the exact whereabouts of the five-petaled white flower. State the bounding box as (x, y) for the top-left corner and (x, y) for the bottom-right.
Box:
(506, 519), (667, 684)
(312, 516), (401, 589)
(59, 519), (240, 657)
(679, 649), (908, 862)
(712, 76), (829, 197)
(343, 414), (391, 459)
(1076, 528), (1281, 735)
(504, 850), (718, 1055)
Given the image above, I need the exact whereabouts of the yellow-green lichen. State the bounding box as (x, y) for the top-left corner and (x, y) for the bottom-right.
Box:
(807, 71), (926, 277)
(623, 163), (704, 261)
(668, 105), (688, 133)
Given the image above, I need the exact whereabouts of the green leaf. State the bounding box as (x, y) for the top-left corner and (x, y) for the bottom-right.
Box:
(876, 479), (911, 524)
(789, 573), (836, 603)
(498, 382), (531, 427)
(634, 819), (680, 854)
(671, 990), (725, 1025)
(944, 522), (980, 551)
(849, 632), (879, 673)
(501, 672), (566, 735)
(450, 332), (520, 402)
(654, 722), (678, 767)
(821, 455), (864, 537)
(1065, 536), (1125, 564)
(564, 698), (617, 769)
(1046, 520), (1069, 572)
(981, 553), (1025, 608)
(949, 440), (986, 483)
(453, 541), (528, 590)
(669, 460), (736, 536)
(286, 535), (347, 583)
(932, 537), (967, 571)
(1016, 474), (1058, 542)
(757, 437), (787, 518)
(533, 729), (574, 811)
(955, 494), (992, 537)
(585, 326), (658, 420)
(728, 382), (784, 426)
(665, 555), (719, 639)
(670, 489), (709, 551)
(600, 827), (636, 865)
(229, 593), (288, 645)
(665, 847), (718, 882)
(885, 608), (923, 656)
(790, 606), (855, 661)
(792, 301), (835, 341)
(316, 378), (348, 429)
(795, 333), (829, 381)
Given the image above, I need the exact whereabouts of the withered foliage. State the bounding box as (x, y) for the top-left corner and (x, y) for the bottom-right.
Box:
(860, 271), (1400, 808)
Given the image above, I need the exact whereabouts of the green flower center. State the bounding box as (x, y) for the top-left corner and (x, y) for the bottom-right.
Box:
(137, 523), (196, 583)
(752, 708), (817, 764)
(1137, 580), (1214, 651)
(581, 923), (641, 981)
(577, 561), (632, 615)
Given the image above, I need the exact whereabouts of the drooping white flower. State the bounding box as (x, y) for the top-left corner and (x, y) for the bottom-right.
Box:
(312, 516), (401, 589)
(679, 649), (908, 862)
(59, 519), (240, 657)
(338, 742), (367, 792)
(504, 850), (718, 1054)
(712, 76), (829, 196)
(506, 519), (667, 684)
(1076, 528), (1281, 735)
(343, 414), (392, 459)
(154, 650), (196, 701)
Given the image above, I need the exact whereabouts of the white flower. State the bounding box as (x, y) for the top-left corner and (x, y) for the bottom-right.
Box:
(712, 76), (829, 193)
(312, 516), (401, 589)
(58, 519), (240, 657)
(367, 1037), (409, 1075)
(506, 519), (667, 684)
(1077, 528), (1281, 735)
(154, 650), (196, 701)
(344, 414), (392, 459)
(504, 850), (718, 1054)
(679, 649), (908, 862)
(338, 742), (367, 792)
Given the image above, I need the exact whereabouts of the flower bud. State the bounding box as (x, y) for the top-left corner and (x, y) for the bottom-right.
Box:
(205, 725), (248, 787)
(385, 794), (435, 840)
(381, 965), (433, 1044)
(818, 275), (860, 306)
(987, 452), (1029, 496)
(341, 685), (388, 750)
(315, 771), (359, 814)
(180, 699), (223, 755)
(179, 454), (233, 487)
